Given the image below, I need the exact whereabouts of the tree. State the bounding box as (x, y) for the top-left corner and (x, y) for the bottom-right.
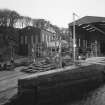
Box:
(8, 10), (20, 27)
(0, 9), (20, 27)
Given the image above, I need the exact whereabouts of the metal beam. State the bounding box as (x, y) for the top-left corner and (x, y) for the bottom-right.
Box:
(90, 24), (105, 35)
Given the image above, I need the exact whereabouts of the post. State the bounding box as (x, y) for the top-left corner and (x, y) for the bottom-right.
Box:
(59, 36), (62, 68)
(73, 13), (76, 63)
(95, 40), (97, 57)
(11, 45), (14, 62)
(33, 44), (36, 63)
(31, 35), (35, 63)
(79, 38), (80, 47)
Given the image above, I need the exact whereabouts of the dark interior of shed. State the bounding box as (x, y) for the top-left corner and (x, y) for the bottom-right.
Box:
(70, 19), (105, 57)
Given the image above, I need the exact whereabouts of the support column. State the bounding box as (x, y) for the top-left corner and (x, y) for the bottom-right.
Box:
(85, 40), (87, 48)
(73, 13), (76, 63)
(79, 38), (80, 47)
(95, 40), (97, 57)
(69, 26), (73, 58)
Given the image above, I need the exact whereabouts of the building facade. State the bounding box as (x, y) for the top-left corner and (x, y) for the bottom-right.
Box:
(18, 26), (59, 59)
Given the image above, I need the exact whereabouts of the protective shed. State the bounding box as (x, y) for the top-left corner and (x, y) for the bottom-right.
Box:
(69, 16), (105, 57)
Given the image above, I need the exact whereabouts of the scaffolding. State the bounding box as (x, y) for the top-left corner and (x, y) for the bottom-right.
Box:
(86, 40), (97, 58)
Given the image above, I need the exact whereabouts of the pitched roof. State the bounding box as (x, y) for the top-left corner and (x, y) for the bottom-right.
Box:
(69, 16), (105, 35)
(69, 16), (105, 26)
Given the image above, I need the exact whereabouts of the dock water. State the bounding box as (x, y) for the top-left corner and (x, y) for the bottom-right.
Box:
(2, 57), (105, 105)
(17, 63), (105, 105)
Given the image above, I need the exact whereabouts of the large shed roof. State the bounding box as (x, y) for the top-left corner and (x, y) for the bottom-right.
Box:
(69, 16), (105, 26)
(69, 16), (105, 35)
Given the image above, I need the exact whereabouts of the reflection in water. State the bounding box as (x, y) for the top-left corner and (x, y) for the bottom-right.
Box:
(4, 81), (105, 105)
(66, 84), (105, 105)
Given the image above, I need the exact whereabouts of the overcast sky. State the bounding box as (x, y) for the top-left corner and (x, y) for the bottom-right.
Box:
(0, 0), (105, 28)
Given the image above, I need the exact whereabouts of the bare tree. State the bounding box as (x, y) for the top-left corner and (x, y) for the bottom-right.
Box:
(0, 9), (20, 27)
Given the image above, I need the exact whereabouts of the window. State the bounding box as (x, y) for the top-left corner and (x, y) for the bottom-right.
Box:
(21, 36), (23, 44)
(25, 36), (27, 44)
(42, 33), (44, 42)
(31, 35), (34, 45)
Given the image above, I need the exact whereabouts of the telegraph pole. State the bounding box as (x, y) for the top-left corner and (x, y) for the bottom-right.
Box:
(73, 13), (76, 63)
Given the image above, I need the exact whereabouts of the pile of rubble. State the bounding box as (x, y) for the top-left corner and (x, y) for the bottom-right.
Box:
(21, 60), (57, 73)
